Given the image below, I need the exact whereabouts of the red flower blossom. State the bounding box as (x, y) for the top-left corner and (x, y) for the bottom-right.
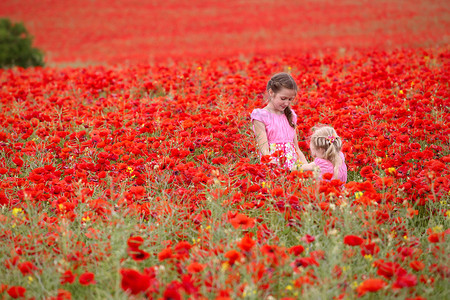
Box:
(174, 241), (192, 253)
(229, 213), (255, 230)
(128, 248), (151, 261)
(293, 276), (313, 288)
(271, 187), (285, 197)
(410, 260), (425, 272)
(224, 250), (241, 265)
(158, 248), (173, 261)
(4, 256), (20, 269)
(237, 233), (256, 252)
(18, 261), (37, 276)
(302, 234), (316, 243)
(47, 289), (72, 300)
(7, 286), (26, 299)
(344, 235), (364, 246)
(428, 232), (445, 243)
(60, 270), (76, 284)
(12, 157), (24, 167)
(360, 166), (374, 179)
(360, 241), (380, 256)
(323, 173), (333, 181)
(127, 235), (145, 249)
(288, 245), (305, 256)
(356, 278), (386, 297)
(292, 256), (319, 268)
(79, 272), (96, 285)
(375, 260), (406, 279)
(186, 262), (206, 273)
(120, 268), (152, 295)
(393, 273), (418, 288)
(163, 281), (182, 300)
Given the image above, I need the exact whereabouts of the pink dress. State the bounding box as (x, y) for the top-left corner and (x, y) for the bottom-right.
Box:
(314, 152), (348, 183)
(251, 108), (299, 170)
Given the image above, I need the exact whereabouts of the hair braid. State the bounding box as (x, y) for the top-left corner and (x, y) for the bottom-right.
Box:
(310, 126), (343, 179)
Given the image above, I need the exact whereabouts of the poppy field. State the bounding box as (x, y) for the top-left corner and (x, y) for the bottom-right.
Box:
(1, 47), (449, 299)
(1, 0), (450, 299)
(1, 0), (449, 65)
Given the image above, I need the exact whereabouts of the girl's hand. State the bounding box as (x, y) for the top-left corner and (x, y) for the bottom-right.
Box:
(292, 161), (303, 171)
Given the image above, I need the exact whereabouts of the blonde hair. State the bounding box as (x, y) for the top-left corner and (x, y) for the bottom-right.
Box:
(309, 125), (343, 179)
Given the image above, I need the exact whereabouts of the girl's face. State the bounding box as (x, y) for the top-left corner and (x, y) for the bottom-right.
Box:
(268, 88), (296, 114)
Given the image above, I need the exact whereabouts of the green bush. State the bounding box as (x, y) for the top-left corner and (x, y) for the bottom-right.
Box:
(0, 18), (44, 68)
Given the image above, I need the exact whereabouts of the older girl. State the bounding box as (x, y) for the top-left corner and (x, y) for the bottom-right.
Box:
(251, 72), (307, 170)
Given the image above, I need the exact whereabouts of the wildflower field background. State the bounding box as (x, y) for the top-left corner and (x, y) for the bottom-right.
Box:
(0, 0), (449, 299)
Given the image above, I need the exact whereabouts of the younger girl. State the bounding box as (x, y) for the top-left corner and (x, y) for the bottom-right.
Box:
(251, 72), (307, 170)
(302, 125), (347, 182)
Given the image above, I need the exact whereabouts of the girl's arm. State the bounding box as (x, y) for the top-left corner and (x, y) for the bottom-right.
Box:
(253, 120), (270, 156)
(294, 132), (308, 164)
(301, 162), (317, 171)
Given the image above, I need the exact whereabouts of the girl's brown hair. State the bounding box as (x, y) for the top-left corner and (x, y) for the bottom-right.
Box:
(266, 72), (298, 128)
(309, 125), (343, 179)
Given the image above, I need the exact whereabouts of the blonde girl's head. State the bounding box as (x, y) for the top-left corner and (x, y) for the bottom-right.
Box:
(309, 125), (343, 179)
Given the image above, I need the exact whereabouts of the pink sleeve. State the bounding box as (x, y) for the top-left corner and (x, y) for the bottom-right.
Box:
(250, 109), (269, 125)
(314, 158), (334, 176)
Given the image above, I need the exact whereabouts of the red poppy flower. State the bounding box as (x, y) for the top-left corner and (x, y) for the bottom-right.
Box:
(12, 157), (24, 167)
(271, 188), (285, 197)
(302, 234), (316, 243)
(186, 262), (206, 273)
(47, 289), (72, 300)
(174, 241), (192, 253)
(60, 270), (76, 284)
(120, 268), (152, 295)
(393, 273), (418, 288)
(237, 233), (256, 252)
(224, 250), (241, 265)
(261, 155), (272, 164)
(163, 282), (182, 300)
(229, 213), (255, 230)
(323, 173), (333, 181)
(7, 286), (26, 299)
(158, 248), (173, 261)
(293, 276), (313, 288)
(18, 261), (37, 276)
(360, 166), (374, 179)
(247, 184), (261, 193)
(0, 284), (7, 294)
(344, 235), (364, 246)
(288, 245), (305, 256)
(356, 278), (386, 296)
(375, 260), (406, 279)
(128, 248), (151, 261)
(292, 256), (319, 268)
(428, 232), (445, 243)
(410, 260), (425, 271)
(4, 256), (20, 269)
(79, 272), (96, 285)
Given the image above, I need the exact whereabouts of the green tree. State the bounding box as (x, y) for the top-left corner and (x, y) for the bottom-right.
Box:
(0, 18), (44, 68)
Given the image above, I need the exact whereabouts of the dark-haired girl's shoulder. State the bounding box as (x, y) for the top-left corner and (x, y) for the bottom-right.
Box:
(251, 108), (270, 124)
